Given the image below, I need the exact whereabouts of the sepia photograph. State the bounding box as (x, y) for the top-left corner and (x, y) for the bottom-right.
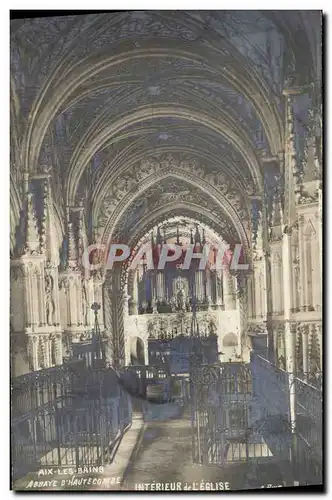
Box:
(9, 9), (323, 492)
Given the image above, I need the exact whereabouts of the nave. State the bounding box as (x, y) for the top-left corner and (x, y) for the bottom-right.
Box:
(10, 10), (323, 490)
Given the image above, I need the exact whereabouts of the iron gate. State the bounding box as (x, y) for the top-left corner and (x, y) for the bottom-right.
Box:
(11, 361), (132, 482)
(190, 363), (255, 465)
(190, 361), (294, 472)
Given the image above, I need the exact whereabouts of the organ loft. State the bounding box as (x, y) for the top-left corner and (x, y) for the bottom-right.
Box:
(10, 11), (322, 382)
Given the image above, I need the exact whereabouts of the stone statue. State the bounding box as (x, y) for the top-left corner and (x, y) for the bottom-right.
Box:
(170, 296), (177, 313)
(176, 284), (186, 312)
(45, 274), (55, 326)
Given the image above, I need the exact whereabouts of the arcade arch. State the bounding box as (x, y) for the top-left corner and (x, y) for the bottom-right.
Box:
(10, 11), (322, 377)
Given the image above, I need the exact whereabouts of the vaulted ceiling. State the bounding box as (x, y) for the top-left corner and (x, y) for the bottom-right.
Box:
(10, 10), (322, 259)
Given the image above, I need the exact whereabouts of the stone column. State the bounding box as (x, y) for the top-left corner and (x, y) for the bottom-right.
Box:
(85, 277), (94, 328)
(261, 255), (269, 321)
(303, 234), (310, 311)
(223, 266), (235, 310)
(195, 269), (203, 302)
(44, 335), (51, 367)
(311, 230), (320, 311)
(144, 341), (149, 366)
(156, 271), (165, 301)
(93, 271), (105, 331)
(246, 273), (254, 320)
(317, 192), (322, 280)
(253, 261), (261, 319)
(282, 89), (302, 477)
(302, 324), (309, 381)
(271, 251), (283, 315)
(54, 333), (62, 365)
(69, 274), (79, 326)
(205, 268), (212, 305)
(215, 269), (223, 307)
(103, 274), (113, 365)
(30, 267), (39, 328)
(28, 335), (39, 371)
(222, 265), (229, 308)
(150, 269), (156, 303)
(123, 282), (130, 318)
(76, 279), (83, 326)
(108, 269), (126, 368)
(130, 268), (139, 315)
(235, 273), (248, 349)
(316, 323), (322, 371)
(298, 216), (306, 311)
(308, 323), (321, 373)
(291, 234), (299, 312)
(283, 230), (294, 372)
(26, 266), (33, 327)
(60, 270), (85, 347)
(38, 269), (46, 326)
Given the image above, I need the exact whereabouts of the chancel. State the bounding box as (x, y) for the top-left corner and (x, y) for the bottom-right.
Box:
(10, 10), (322, 490)
(124, 217), (245, 369)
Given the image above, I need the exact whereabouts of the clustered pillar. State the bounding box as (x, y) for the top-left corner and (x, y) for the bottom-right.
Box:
(10, 173), (106, 376)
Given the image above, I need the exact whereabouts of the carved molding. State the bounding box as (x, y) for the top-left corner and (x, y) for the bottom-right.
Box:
(96, 153), (251, 240)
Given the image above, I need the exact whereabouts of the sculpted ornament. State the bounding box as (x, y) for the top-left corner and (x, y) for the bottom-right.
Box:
(297, 186), (319, 205)
(139, 158), (159, 178)
(252, 248), (263, 262)
(97, 154), (249, 229)
(247, 323), (267, 335)
(59, 276), (69, 290)
(38, 336), (46, 369)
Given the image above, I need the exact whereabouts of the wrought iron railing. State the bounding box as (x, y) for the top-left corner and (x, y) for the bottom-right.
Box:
(11, 363), (132, 483)
(295, 371), (322, 390)
(251, 354), (290, 419)
(11, 359), (85, 417)
(250, 353), (323, 485)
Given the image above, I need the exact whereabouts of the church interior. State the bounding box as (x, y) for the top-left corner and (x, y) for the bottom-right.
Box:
(10, 11), (322, 490)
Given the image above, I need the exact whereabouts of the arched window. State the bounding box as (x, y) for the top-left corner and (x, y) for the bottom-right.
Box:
(223, 333), (238, 347)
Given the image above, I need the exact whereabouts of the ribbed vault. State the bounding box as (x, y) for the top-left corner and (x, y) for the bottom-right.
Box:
(10, 10), (322, 266)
